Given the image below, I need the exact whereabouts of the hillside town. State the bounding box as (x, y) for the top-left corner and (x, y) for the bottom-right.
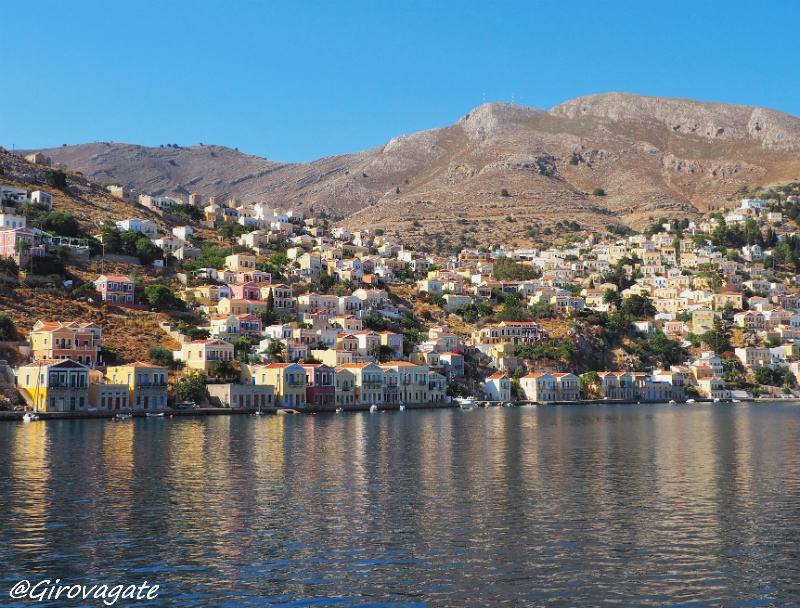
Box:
(3, 151), (800, 414)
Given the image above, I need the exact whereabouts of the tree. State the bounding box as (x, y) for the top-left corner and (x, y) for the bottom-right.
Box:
(603, 288), (622, 309)
(620, 294), (656, 319)
(145, 284), (179, 310)
(44, 169), (67, 189)
(650, 330), (688, 367)
(212, 360), (235, 377)
(371, 344), (396, 363)
(580, 371), (601, 398)
(592, 188), (606, 196)
(493, 257), (540, 281)
(266, 340), (285, 362)
(0, 312), (18, 340)
(186, 328), (211, 340)
(136, 238), (164, 265)
(44, 211), (80, 237)
(500, 188), (510, 197)
(700, 317), (731, 353)
(148, 345), (174, 368)
(529, 301), (554, 319)
(174, 371), (206, 403)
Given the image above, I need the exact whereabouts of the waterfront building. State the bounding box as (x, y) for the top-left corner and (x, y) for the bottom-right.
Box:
(301, 363), (336, 408)
(243, 362), (307, 407)
(106, 362), (168, 410)
(484, 373), (512, 402)
(520, 373), (557, 402)
(334, 367), (357, 407)
(17, 359), (90, 412)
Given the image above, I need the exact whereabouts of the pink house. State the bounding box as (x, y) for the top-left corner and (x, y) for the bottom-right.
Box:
(235, 314), (262, 336)
(229, 281), (262, 300)
(96, 274), (135, 304)
(302, 363), (336, 408)
(0, 227), (45, 261)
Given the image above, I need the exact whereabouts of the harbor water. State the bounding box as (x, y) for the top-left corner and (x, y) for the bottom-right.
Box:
(1, 402), (799, 607)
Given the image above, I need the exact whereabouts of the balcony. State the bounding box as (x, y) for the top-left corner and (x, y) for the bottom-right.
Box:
(362, 382), (383, 389)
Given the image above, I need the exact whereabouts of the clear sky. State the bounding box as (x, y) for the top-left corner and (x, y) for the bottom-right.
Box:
(2, 0), (800, 163)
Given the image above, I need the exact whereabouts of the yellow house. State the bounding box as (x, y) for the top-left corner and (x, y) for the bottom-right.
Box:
(713, 292), (744, 310)
(106, 362), (169, 410)
(243, 362), (306, 407)
(311, 348), (354, 368)
(217, 298), (252, 315)
(334, 367), (356, 407)
(29, 320), (102, 366)
(180, 339), (235, 373)
(225, 252), (257, 272)
(17, 359), (91, 412)
(337, 362), (385, 405)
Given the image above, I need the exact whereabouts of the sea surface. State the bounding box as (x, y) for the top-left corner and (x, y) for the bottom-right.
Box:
(1, 402), (800, 607)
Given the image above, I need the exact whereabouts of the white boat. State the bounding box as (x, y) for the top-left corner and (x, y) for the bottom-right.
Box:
(146, 412), (165, 418)
(686, 399), (696, 404)
(669, 400), (676, 404)
(335, 408), (343, 413)
(714, 398), (720, 403)
(456, 396), (476, 409)
(22, 412), (40, 422)
(732, 399), (741, 403)
(369, 404), (378, 412)
(399, 402), (406, 411)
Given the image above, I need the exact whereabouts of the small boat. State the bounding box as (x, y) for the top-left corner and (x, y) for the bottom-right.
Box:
(686, 399), (696, 404)
(369, 404), (378, 412)
(669, 400), (676, 404)
(253, 411), (267, 416)
(277, 409), (299, 415)
(335, 407), (343, 413)
(22, 412), (40, 422)
(146, 412), (165, 418)
(732, 399), (741, 403)
(713, 398), (720, 403)
(456, 396), (476, 409)
(399, 402), (406, 411)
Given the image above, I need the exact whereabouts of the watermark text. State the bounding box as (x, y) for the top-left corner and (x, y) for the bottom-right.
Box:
(10, 579), (160, 606)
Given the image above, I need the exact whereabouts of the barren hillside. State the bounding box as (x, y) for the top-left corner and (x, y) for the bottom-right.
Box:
(21, 93), (800, 240)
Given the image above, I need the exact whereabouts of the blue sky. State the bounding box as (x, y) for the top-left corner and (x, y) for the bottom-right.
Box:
(2, 0), (799, 163)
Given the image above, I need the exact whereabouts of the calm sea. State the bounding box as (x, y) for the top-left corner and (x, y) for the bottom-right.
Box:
(1, 403), (799, 607)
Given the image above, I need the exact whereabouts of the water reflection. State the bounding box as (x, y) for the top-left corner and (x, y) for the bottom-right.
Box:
(0, 404), (799, 607)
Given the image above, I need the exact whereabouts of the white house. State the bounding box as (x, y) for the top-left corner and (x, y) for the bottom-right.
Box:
(117, 218), (157, 235)
(484, 373), (512, 402)
(30, 191), (53, 210)
(172, 226), (193, 241)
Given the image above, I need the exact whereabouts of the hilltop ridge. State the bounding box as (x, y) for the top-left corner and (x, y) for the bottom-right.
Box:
(17, 92), (800, 241)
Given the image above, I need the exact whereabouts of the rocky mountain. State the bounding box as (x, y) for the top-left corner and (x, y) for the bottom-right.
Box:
(21, 93), (800, 240)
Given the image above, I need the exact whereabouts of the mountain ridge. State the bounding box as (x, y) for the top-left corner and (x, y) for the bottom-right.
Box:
(17, 93), (800, 239)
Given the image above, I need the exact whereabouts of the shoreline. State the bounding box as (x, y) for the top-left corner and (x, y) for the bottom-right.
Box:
(2, 397), (799, 421)
(0, 401), (458, 421)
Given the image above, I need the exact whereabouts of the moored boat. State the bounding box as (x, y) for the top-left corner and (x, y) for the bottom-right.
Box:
(456, 396), (476, 409)
(22, 412), (40, 422)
